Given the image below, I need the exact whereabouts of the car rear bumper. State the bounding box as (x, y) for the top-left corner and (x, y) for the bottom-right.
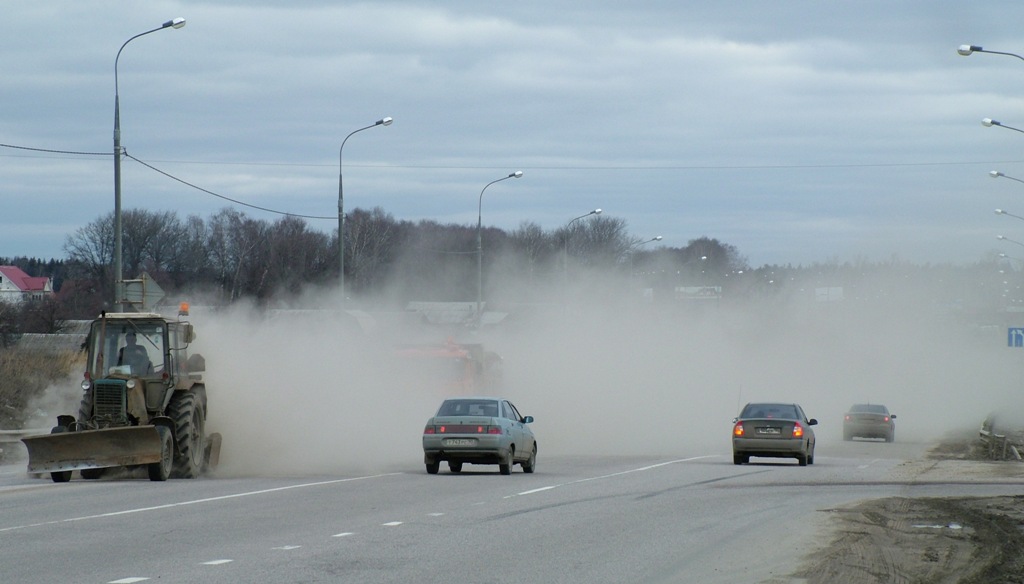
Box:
(423, 435), (509, 464)
(733, 437), (806, 455)
(844, 422), (892, 437)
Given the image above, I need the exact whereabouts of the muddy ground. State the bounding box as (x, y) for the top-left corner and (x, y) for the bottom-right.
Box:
(789, 438), (1024, 584)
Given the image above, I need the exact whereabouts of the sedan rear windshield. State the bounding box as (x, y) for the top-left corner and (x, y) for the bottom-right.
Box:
(742, 404), (799, 419)
(850, 404), (888, 414)
(437, 399), (499, 417)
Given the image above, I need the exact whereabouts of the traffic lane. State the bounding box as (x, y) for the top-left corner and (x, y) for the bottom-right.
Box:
(0, 455), (740, 583)
(3, 452), (1020, 583)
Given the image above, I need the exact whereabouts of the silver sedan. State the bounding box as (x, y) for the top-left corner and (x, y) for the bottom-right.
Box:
(422, 397), (537, 475)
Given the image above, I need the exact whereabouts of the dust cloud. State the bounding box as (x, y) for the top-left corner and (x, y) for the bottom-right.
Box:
(189, 266), (1024, 476)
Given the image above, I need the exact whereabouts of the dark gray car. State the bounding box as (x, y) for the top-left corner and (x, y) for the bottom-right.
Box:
(732, 402), (817, 466)
(843, 403), (895, 442)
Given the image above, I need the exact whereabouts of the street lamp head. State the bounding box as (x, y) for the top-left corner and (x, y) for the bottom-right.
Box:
(958, 44), (982, 56)
(164, 17), (186, 29)
(593, 208), (602, 215)
(998, 235), (1007, 240)
(996, 209), (1006, 215)
(378, 117), (393, 126)
(991, 170), (1005, 179)
(982, 118), (1000, 127)
(511, 171), (523, 178)
(654, 235), (663, 241)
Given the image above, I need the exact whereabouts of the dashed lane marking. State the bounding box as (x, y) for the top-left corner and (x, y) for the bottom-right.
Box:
(510, 456), (717, 497)
(0, 472), (401, 534)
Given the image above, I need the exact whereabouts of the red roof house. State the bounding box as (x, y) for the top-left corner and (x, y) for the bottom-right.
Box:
(0, 266), (53, 303)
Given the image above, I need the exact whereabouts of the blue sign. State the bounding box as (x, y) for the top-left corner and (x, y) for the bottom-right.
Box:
(1009, 328), (1024, 347)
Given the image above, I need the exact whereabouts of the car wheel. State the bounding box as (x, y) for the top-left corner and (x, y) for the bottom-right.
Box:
(522, 446), (537, 474)
(425, 461), (440, 474)
(843, 430), (852, 441)
(797, 452), (808, 466)
(499, 447), (514, 475)
(733, 453), (748, 465)
(808, 445), (815, 465)
(448, 461), (463, 473)
(886, 431), (894, 443)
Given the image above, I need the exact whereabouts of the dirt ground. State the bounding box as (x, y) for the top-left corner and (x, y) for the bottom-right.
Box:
(789, 437), (1024, 584)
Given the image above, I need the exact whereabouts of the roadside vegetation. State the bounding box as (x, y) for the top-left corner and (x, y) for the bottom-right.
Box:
(0, 348), (81, 429)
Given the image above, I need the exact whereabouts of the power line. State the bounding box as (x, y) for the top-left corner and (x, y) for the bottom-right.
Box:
(124, 152), (334, 220)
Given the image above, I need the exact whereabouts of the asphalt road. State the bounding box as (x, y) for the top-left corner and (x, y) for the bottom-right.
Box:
(1, 440), (1021, 584)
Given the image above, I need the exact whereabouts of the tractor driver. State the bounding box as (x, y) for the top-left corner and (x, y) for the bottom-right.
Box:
(117, 331), (152, 374)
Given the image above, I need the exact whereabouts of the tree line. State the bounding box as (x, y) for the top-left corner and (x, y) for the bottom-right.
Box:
(1, 204), (1013, 338)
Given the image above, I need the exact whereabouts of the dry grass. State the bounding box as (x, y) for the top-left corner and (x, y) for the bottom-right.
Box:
(0, 348), (82, 428)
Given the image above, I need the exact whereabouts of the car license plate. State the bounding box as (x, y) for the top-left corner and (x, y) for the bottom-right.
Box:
(444, 438), (475, 446)
(756, 427), (781, 435)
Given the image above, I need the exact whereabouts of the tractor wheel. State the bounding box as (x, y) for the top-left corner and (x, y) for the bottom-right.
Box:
(148, 426), (173, 481)
(48, 426), (72, 483)
(168, 391), (205, 479)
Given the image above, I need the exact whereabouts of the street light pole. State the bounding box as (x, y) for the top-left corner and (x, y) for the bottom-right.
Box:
(991, 171), (1024, 186)
(338, 117), (392, 300)
(113, 17), (185, 312)
(476, 171), (523, 328)
(562, 208), (602, 280)
(997, 235), (1024, 249)
(958, 45), (1024, 62)
(982, 118), (1024, 135)
(996, 208), (1024, 222)
(629, 235), (662, 277)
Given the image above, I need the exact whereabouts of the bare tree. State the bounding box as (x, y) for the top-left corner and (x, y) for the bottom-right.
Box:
(263, 215), (332, 296)
(347, 207), (398, 293)
(63, 213), (115, 304)
(572, 215), (632, 268)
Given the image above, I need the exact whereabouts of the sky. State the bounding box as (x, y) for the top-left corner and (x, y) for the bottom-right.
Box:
(4, 1), (1024, 267)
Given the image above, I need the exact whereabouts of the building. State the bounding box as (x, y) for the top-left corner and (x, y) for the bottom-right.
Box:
(0, 266), (53, 304)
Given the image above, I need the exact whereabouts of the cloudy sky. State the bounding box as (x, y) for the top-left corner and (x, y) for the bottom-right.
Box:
(3, 1), (1024, 267)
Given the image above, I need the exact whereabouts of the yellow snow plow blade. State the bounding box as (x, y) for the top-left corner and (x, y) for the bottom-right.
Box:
(22, 427), (164, 474)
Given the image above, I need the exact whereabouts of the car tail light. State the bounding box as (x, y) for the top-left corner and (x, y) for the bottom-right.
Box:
(884, 416), (890, 422)
(733, 423), (744, 436)
(792, 422), (804, 438)
(428, 424), (503, 434)
(844, 415), (850, 421)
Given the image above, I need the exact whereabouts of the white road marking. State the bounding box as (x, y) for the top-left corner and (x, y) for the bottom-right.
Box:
(382, 521), (403, 526)
(109, 579), (149, 583)
(511, 456), (716, 497)
(273, 545), (301, 550)
(332, 532), (354, 538)
(857, 459), (882, 469)
(0, 472), (401, 534)
(427, 512), (444, 516)
(202, 559), (233, 565)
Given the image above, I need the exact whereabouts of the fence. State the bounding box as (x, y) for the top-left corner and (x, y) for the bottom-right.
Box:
(978, 416), (1023, 461)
